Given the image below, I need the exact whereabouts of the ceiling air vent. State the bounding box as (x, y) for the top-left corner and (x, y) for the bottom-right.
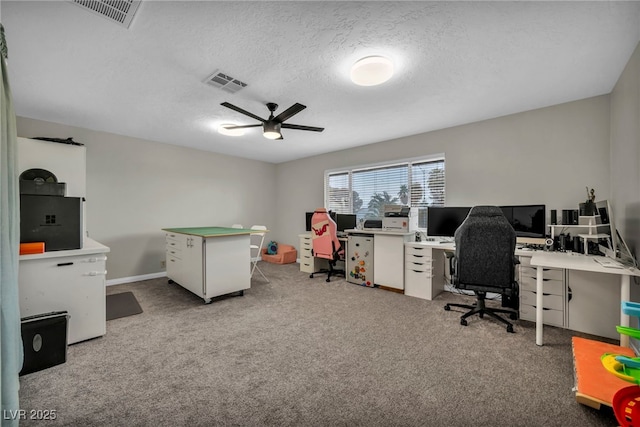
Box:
(70, 0), (141, 29)
(204, 70), (248, 94)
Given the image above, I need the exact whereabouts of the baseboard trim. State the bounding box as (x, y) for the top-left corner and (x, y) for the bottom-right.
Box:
(106, 271), (167, 286)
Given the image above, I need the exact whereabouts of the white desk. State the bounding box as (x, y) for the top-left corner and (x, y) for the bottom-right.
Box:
(529, 252), (640, 347)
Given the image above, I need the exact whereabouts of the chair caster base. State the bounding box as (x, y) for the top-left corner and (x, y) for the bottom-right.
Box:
(509, 312), (518, 320)
(460, 319), (468, 326)
(507, 325), (514, 333)
(444, 305), (451, 311)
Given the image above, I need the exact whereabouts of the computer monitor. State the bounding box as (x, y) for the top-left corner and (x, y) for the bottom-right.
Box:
(501, 204), (546, 238)
(596, 199), (636, 266)
(426, 207), (471, 237)
(305, 212), (314, 232)
(336, 214), (357, 232)
(306, 210), (338, 232)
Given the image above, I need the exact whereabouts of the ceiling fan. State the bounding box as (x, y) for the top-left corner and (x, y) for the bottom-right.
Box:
(220, 102), (324, 140)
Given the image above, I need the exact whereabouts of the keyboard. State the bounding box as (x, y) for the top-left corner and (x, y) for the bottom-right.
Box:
(593, 257), (623, 269)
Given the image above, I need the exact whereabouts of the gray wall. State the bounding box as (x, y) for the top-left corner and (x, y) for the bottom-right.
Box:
(16, 117), (277, 280)
(276, 96), (612, 250)
(610, 42), (640, 259)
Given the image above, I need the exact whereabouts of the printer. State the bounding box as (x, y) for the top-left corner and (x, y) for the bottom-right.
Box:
(382, 205), (418, 232)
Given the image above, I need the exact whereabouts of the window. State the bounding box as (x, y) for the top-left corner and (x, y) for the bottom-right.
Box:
(325, 155), (445, 228)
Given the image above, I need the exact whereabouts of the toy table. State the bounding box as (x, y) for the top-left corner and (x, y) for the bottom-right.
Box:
(573, 336), (636, 409)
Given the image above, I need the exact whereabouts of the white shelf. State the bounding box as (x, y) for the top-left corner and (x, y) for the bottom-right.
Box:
(549, 224), (608, 228)
(577, 233), (610, 239)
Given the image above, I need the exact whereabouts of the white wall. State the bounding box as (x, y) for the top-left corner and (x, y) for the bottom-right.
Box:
(276, 95), (611, 250)
(16, 117), (277, 280)
(610, 42), (640, 259)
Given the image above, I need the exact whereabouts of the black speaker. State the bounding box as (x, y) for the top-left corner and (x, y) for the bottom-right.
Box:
(573, 236), (582, 253)
(545, 238), (554, 251)
(550, 210), (557, 225)
(559, 234), (570, 251)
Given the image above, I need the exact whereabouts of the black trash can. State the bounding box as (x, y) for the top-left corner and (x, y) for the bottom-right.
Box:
(20, 311), (69, 376)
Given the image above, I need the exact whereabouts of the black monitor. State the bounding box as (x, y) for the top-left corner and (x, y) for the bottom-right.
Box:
(336, 214), (357, 232)
(305, 212), (314, 232)
(426, 207), (471, 237)
(501, 205), (546, 238)
(306, 210), (338, 231)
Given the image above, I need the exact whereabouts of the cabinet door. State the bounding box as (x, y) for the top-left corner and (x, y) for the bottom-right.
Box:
(203, 235), (250, 299)
(181, 235), (204, 298)
(567, 270), (620, 340)
(19, 254), (107, 344)
(374, 235), (406, 289)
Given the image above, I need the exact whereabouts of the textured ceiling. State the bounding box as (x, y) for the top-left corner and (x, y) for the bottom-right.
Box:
(2, 1), (640, 164)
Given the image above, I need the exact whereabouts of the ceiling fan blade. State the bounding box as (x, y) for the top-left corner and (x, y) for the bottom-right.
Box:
(220, 102), (265, 123)
(274, 103), (306, 123)
(281, 123), (325, 132)
(222, 124), (262, 130)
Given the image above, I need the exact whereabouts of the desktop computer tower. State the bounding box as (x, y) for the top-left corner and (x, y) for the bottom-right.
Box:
(20, 195), (83, 251)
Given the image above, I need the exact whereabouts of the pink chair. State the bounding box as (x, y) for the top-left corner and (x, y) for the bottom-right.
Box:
(310, 208), (345, 282)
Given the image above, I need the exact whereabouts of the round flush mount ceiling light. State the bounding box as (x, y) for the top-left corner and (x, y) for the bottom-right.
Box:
(217, 123), (245, 136)
(350, 55), (394, 86)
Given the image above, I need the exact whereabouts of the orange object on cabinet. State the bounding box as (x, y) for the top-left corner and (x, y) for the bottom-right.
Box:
(20, 242), (45, 255)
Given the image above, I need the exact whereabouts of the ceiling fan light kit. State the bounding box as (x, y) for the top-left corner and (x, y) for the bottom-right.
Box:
(263, 122), (282, 140)
(350, 55), (394, 86)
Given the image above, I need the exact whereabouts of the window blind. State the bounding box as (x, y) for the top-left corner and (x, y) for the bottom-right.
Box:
(325, 156), (445, 227)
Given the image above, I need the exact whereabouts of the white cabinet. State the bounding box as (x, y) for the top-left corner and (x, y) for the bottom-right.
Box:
(567, 270), (620, 340)
(298, 233), (327, 274)
(518, 255), (566, 328)
(165, 231), (250, 303)
(374, 234), (412, 290)
(19, 239), (109, 344)
(404, 244), (446, 300)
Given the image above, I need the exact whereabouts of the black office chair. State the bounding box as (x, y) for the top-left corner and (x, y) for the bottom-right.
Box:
(444, 205), (519, 333)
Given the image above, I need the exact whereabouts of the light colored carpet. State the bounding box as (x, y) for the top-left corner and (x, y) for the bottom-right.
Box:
(18, 262), (617, 426)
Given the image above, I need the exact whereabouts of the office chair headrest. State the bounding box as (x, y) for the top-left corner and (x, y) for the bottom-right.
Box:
(468, 205), (504, 218)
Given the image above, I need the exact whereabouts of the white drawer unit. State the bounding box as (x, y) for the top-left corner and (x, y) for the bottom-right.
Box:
(518, 255), (565, 327)
(19, 239), (110, 344)
(298, 234), (327, 274)
(403, 244), (445, 300)
(164, 229), (252, 303)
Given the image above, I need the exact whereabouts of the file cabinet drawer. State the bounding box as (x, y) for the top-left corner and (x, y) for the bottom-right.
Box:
(521, 266), (563, 281)
(519, 304), (564, 327)
(404, 261), (432, 273)
(520, 275), (563, 295)
(405, 245), (432, 258)
(520, 290), (564, 310)
(404, 268), (439, 300)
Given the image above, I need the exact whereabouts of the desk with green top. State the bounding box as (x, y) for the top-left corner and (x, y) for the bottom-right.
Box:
(162, 226), (266, 303)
